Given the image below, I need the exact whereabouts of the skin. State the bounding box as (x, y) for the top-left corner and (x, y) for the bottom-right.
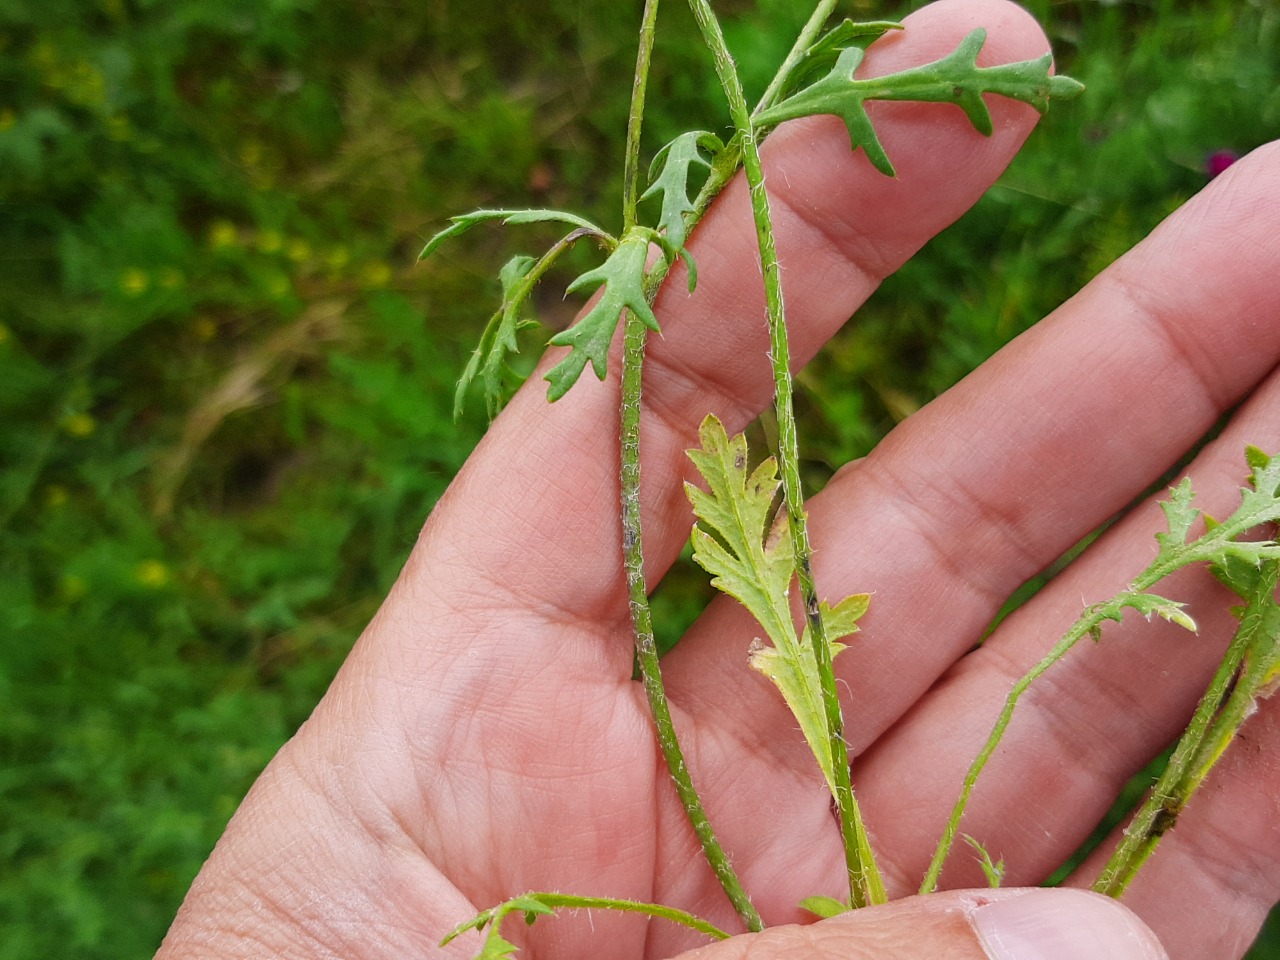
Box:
(157, 1), (1280, 958)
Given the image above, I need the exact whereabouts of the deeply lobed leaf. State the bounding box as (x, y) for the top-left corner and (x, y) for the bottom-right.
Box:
(545, 235), (658, 400)
(453, 254), (539, 421)
(755, 27), (1084, 176)
(685, 415), (868, 797)
(642, 131), (722, 249)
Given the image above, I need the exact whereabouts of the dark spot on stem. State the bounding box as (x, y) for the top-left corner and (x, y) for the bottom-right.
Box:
(1151, 803), (1181, 838)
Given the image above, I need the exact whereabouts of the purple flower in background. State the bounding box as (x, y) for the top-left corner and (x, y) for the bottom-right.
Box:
(1206, 150), (1240, 178)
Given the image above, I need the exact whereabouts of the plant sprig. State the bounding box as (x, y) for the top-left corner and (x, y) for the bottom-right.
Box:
(921, 449), (1280, 894)
(1095, 450), (1280, 896)
(430, 2), (1090, 952)
(441, 892), (730, 959)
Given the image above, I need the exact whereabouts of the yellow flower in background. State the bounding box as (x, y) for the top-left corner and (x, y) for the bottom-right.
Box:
(360, 261), (393, 288)
(44, 485), (69, 509)
(208, 220), (238, 249)
(62, 412), (97, 437)
(0, 109), (16, 132)
(60, 574), (88, 602)
(285, 238), (312, 263)
(256, 228), (283, 255)
(0, 322), (10, 345)
(119, 268), (149, 296)
(135, 560), (170, 589)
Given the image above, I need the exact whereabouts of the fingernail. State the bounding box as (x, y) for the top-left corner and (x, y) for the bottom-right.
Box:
(971, 889), (1168, 960)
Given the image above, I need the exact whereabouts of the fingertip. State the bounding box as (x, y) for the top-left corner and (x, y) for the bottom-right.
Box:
(971, 889), (1169, 960)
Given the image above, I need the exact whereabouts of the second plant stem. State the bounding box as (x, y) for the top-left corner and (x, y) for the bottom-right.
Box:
(1095, 560), (1280, 896)
(684, 0), (886, 910)
(618, 0), (763, 933)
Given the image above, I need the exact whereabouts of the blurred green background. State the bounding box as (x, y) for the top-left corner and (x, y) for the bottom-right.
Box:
(1, 0), (1277, 955)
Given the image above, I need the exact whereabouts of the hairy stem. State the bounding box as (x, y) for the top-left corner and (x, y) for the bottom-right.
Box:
(619, 0), (763, 933)
(528, 894), (732, 940)
(922, 527), (1278, 893)
(684, 0), (885, 910)
(1096, 560), (1280, 895)
(920, 606), (1112, 894)
(623, 318), (763, 933)
(752, 0), (841, 114)
(622, 0), (662, 230)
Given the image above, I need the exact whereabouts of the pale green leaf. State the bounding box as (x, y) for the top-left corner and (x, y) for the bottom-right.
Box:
(798, 895), (850, 919)
(1228, 447), (1280, 533)
(748, 641), (842, 794)
(544, 235), (657, 400)
(755, 28), (1084, 176)
(685, 415), (865, 797)
(684, 417), (792, 634)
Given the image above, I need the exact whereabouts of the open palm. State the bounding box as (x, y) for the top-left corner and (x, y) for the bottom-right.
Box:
(158, 3), (1280, 959)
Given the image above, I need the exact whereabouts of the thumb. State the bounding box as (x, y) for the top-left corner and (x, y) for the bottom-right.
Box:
(674, 889), (1168, 960)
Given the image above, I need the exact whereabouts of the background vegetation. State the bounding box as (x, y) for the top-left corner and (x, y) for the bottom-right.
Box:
(1, 0), (1277, 956)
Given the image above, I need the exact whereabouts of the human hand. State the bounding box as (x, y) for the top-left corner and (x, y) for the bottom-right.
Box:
(157, 2), (1280, 958)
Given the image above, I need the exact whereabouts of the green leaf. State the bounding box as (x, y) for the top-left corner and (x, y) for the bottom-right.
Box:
(641, 131), (722, 248)
(685, 415), (866, 797)
(1092, 592), (1198, 637)
(685, 415), (793, 640)
(810, 593), (871, 646)
(962, 835), (1005, 888)
(544, 235), (657, 400)
(798, 895), (850, 919)
(420, 208), (611, 261)
(477, 933), (519, 960)
(508, 895), (556, 925)
(1156, 477), (1200, 551)
(454, 254), (540, 421)
(772, 19), (903, 101)
(441, 909), (496, 946)
(440, 895), (557, 960)
(755, 28), (1085, 176)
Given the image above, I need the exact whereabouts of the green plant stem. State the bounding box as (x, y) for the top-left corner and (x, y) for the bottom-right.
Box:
(921, 526), (1278, 894)
(622, 0), (662, 230)
(528, 894), (732, 940)
(1095, 560), (1280, 896)
(920, 605), (1105, 893)
(752, 0), (841, 114)
(683, 0), (885, 910)
(617, 0), (764, 933)
(623, 319), (763, 934)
